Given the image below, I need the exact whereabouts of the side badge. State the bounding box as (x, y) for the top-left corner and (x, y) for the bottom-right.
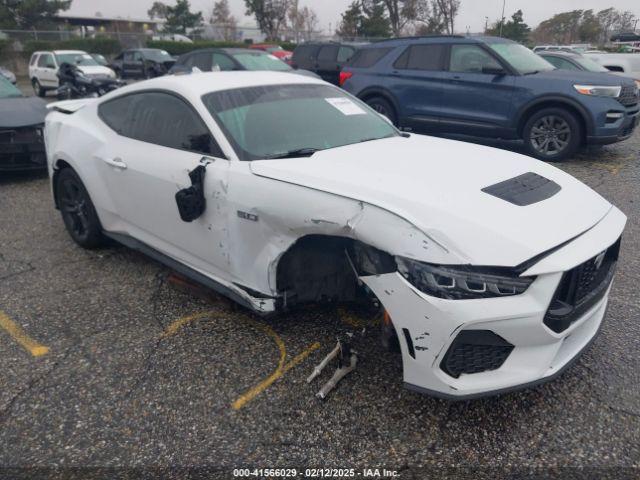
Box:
(237, 211), (259, 222)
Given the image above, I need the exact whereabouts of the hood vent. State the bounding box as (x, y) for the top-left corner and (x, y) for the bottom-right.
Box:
(482, 172), (561, 206)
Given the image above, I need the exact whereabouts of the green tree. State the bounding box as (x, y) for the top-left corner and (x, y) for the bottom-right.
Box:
(578, 10), (600, 43)
(488, 9), (530, 43)
(244, 0), (289, 41)
(162, 0), (203, 34)
(336, 1), (364, 38)
(147, 1), (169, 21)
(360, 0), (391, 38)
(0, 0), (71, 29)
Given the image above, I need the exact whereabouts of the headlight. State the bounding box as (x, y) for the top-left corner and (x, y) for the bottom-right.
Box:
(396, 257), (535, 300)
(574, 85), (622, 98)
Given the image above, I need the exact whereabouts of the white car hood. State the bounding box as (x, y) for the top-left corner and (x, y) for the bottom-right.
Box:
(77, 65), (114, 76)
(249, 135), (612, 267)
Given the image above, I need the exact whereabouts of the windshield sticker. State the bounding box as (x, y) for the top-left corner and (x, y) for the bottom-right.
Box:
(325, 97), (366, 116)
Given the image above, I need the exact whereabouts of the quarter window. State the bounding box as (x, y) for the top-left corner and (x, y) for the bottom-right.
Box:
(99, 92), (224, 157)
(394, 44), (446, 71)
(349, 47), (393, 68)
(449, 45), (502, 73)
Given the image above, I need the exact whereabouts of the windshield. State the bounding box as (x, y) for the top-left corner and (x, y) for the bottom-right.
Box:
(143, 50), (172, 62)
(265, 46), (282, 53)
(488, 42), (555, 74)
(55, 53), (99, 67)
(232, 53), (291, 71)
(575, 57), (609, 72)
(203, 84), (398, 161)
(0, 76), (22, 98)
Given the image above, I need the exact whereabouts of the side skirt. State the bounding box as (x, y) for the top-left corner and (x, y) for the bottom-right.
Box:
(103, 231), (276, 315)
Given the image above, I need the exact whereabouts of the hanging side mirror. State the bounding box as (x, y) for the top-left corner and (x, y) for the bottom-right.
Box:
(175, 164), (208, 222)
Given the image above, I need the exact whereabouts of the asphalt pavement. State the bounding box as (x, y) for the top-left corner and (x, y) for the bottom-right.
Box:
(0, 79), (639, 478)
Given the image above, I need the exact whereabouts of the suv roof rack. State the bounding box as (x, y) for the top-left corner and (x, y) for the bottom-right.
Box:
(372, 35), (466, 43)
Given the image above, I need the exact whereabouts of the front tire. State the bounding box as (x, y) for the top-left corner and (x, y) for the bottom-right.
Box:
(523, 108), (581, 162)
(32, 78), (46, 97)
(55, 168), (105, 249)
(365, 96), (398, 126)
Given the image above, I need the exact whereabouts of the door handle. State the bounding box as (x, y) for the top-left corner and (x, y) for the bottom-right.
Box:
(102, 157), (127, 169)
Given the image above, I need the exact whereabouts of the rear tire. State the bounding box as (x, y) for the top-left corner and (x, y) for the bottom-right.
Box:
(32, 78), (46, 97)
(522, 107), (582, 162)
(365, 96), (398, 126)
(55, 168), (105, 249)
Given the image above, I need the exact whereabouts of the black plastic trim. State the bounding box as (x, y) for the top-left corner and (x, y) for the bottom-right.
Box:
(481, 172), (562, 207)
(103, 231), (272, 314)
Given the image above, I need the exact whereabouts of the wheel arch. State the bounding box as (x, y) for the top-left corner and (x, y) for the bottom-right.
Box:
(516, 96), (593, 140)
(357, 87), (402, 120)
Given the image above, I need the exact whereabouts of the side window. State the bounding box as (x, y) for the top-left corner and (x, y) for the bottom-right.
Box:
(394, 44), (446, 71)
(337, 46), (355, 63)
(124, 52), (134, 62)
(101, 92), (223, 157)
(545, 57), (579, 71)
(30, 54), (39, 66)
(449, 45), (502, 73)
(317, 46), (338, 63)
(349, 47), (393, 68)
(38, 54), (54, 68)
(98, 96), (132, 135)
(212, 53), (236, 71)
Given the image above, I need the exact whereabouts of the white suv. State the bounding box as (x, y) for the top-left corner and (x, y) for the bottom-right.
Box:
(28, 50), (116, 97)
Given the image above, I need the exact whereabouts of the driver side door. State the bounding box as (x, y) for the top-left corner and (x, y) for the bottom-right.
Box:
(439, 44), (516, 137)
(94, 91), (232, 279)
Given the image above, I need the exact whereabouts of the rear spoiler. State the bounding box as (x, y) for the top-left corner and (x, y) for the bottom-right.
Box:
(47, 98), (97, 114)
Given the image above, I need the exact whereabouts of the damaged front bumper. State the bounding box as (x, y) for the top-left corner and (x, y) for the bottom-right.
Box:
(0, 124), (46, 171)
(361, 207), (626, 400)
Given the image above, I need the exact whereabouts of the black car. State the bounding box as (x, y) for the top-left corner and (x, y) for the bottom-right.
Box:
(169, 48), (319, 78)
(110, 49), (176, 79)
(291, 42), (360, 85)
(0, 77), (47, 171)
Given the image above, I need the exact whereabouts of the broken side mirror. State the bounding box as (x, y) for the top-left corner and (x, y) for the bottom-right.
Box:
(175, 163), (207, 222)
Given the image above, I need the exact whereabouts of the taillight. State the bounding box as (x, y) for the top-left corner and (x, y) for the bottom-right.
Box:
(339, 71), (353, 87)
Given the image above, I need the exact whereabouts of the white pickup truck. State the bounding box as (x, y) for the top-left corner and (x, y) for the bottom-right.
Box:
(584, 53), (640, 83)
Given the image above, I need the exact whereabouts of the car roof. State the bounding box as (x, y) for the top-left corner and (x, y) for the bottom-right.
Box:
(357, 35), (509, 49)
(109, 71), (325, 98)
(52, 50), (87, 54)
(182, 48), (266, 55)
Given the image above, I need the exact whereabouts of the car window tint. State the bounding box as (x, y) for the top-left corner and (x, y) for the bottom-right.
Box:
(133, 52), (143, 61)
(555, 58), (580, 71)
(294, 45), (319, 60)
(318, 46), (338, 62)
(30, 54), (39, 66)
(124, 52), (134, 61)
(349, 48), (393, 68)
(100, 92), (223, 157)
(450, 45), (501, 73)
(337, 46), (355, 63)
(212, 53), (236, 71)
(396, 44), (446, 71)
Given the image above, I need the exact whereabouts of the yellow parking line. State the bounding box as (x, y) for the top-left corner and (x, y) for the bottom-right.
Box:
(232, 337), (321, 411)
(160, 310), (216, 338)
(0, 311), (49, 357)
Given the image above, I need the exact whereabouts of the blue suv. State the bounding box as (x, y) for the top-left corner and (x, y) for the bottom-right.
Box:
(341, 36), (639, 161)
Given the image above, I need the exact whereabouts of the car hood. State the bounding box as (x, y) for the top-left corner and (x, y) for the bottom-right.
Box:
(249, 135), (612, 267)
(531, 68), (632, 85)
(0, 96), (48, 128)
(77, 65), (114, 76)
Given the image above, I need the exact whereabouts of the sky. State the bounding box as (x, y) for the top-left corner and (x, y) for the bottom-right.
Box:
(66, 0), (640, 34)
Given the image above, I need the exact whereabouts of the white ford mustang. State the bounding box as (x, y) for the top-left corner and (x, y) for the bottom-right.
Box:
(45, 71), (626, 399)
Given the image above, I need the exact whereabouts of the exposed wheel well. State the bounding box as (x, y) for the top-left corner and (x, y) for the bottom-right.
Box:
(518, 101), (587, 142)
(275, 235), (395, 309)
(359, 91), (398, 115)
(52, 159), (73, 209)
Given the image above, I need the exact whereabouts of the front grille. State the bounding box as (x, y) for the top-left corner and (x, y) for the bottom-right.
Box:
(440, 330), (514, 378)
(618, 84), (639, 108)
(0, 125), (46, 170)
(544, 238), (620, 333)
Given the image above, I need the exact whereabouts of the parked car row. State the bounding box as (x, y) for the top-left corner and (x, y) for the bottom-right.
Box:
(338, 36), (639, 161)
